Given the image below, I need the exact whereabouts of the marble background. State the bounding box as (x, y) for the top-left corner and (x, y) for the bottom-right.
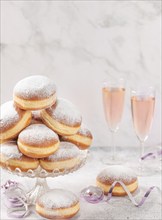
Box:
(1, 0), (161, 148)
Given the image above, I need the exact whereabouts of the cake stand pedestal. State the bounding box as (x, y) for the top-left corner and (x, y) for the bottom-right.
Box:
(27, 178), (50, 204)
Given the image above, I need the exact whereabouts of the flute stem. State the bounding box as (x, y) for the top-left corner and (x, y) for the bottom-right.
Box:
(111, 131), (116, 160)
(141, 141), (144, 158)
(139, 141), (144, 173)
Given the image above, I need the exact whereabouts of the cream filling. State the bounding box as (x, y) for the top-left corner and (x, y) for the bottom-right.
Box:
(18, 141), (59, 155)
(36, 203), (80, 218)
(14, 93), (56, 109)
(96, 180), (138, 194)
(41, 110), (80, 135)
(0, 112), (31, 140)
(63, 134), (92, 146)
(0, 155), (39, 169)
(40, 157), (80, 171)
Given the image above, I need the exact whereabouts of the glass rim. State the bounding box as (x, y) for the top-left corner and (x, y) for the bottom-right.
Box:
(131, 86), (155, 97)
(102, 77), (125, 88)
(131, 85), (155, 89)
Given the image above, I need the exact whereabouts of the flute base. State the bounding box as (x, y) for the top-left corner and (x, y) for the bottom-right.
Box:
(130, 159), (161, 177)
(101, 156), (124, 165)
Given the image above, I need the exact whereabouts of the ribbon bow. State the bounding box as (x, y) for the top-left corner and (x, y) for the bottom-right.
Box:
(1, 180), (30, 218)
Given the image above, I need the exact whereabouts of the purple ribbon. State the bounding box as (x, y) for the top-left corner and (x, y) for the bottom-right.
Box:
(1, 180), (19, 191)
(1, 180), (30, 218)
(81, 181), (160, 207)
(81, 186), (104, 204)
(106, 181), (158, 207)
(141, 149), (162, 160)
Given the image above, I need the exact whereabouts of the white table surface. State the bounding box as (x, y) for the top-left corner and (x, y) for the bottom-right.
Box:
(0, 147), (161, 220)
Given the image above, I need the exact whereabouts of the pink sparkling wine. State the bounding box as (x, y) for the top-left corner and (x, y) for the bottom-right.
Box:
(102, 87), (125, 132)
(131, 96), (155, 142)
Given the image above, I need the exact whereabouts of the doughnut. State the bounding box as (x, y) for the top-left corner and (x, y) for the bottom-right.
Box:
(36, 189), (80, 219)
(18, 124), (60, 158)
(31, 111), (43, 124)
(40, 142), (81, 172)
(13, 75), (56, 110)
(0, 101), (31, 143)
(0, 142), (39, 172)
(41, 98), (82, 136)
(96, 165), (138, 196)
(61, 124), (93, 150)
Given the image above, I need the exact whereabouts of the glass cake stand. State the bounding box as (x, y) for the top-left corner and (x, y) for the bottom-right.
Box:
(2, 150), (88, 205)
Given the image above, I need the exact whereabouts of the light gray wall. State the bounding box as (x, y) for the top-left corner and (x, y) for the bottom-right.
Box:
(1, 1), (161, 148)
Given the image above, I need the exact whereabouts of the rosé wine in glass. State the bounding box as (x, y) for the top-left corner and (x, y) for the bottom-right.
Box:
(103, 87), (125, 132)
(131, 96), (155, 142)
(131, 87), (155, 175)
(102, 78), (125, 164)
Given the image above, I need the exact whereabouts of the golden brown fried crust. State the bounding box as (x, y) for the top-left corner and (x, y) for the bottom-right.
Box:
(60, 136), (91, 150)
(0, 136), (17, 144)
(61, 132), (93, 150)
(96, 178), (138, 196)
(103, 187), (138, 196)
(18, 138), (59, 148)
(43, 105), (81, 127)
(37, 211), (79, 220)
(0, 154), (39, 172)
(41, 115), (80, 136)
(76, 143), (90, 150)
(39, 157), (79, 172)
(18, 143), (59, 159)
(0, 113), (32, 143)
(14, 100), (56, 111)
(0, 108), (31, 133)
(36, 203), (80, 219)
(0, 162), (39, 172)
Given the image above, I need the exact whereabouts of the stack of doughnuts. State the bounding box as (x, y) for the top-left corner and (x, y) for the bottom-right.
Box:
(0, 75), (93, 173)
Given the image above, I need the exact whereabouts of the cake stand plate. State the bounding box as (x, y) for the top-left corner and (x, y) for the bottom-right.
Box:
(2, 150), (88, 205)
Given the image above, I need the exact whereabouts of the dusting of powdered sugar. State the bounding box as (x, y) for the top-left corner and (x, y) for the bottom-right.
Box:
(0, 101), (21, 130)
(38, 189), (78, 209)
(46, 98), (82, 126)
(47, 142), (80, 161)
(18, 124), (58, 144)
(1, 142), (23, 159)
(97, 165), (137, 183)
(78, 124), (92, 137)
(13, 75), (56, 99)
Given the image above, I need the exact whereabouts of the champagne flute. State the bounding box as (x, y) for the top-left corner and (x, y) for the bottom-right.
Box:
(131, 87), (155, 175)
(102, 78), (125, 164)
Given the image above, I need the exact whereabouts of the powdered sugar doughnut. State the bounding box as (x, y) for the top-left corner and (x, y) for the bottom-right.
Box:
(13, 75), (57, 110)
(0, 101), (31, 143)
(96, 165), (138, 196)
(0, 142), (39, 171)
(61, 124), (93, 150)
(41, 98), (82, 136)
(18, 124), (60, 158)
(40, 142), (81, 172)
(36, 189), (80, 219)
